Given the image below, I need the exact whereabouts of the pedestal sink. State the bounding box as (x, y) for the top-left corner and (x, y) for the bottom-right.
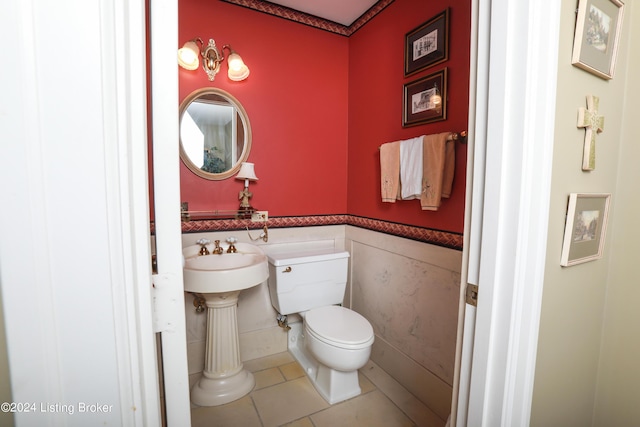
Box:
(183, 241), (269, 406)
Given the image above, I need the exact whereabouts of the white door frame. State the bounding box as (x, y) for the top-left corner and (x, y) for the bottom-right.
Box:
(141, 0), (563, 425)
(149, 0), (193, 425)
(455, 0), (562, 425)
(147, 1), (564, 425)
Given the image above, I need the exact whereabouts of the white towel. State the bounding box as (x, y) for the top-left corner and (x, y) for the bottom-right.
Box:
(400, 136), (424, 200)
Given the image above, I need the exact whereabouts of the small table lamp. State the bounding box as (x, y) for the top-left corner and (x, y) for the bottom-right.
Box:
(236, 162), (258, 214)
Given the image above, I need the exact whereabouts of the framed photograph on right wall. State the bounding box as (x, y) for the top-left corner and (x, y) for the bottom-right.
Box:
(571, 0), (625, 80)
(560, 193), (611, 267)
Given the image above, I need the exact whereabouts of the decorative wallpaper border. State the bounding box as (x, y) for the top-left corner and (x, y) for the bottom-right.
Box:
(175, 214), (463, 250)
(221, 0), (395, 36)
(346, 216), (463, 250)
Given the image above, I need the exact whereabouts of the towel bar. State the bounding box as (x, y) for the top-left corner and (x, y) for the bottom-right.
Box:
(379, 131), (467, 150)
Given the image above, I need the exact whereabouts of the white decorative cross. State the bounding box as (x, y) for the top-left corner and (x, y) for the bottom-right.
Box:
(577, 95), (605, 171)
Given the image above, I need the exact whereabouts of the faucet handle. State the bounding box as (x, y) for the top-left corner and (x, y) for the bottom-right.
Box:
(196, 238), (211, 256)
(226, 237), (238, 253)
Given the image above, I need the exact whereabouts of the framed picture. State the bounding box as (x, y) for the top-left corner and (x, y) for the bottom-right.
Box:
(571, 0), (624, 80)
(560, 193), (611, 267)
(403, 68), (447, 127)
(404, 9), (449, 76)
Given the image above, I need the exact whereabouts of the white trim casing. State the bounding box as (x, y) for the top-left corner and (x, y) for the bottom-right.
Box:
(464, 0), (561, 426)
(452, 0), (488, 424)
(150, 0), (193, 425)
(104, 0), (163, 424)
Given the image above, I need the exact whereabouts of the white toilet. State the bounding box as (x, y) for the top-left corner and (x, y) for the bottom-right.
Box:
(267, 248), (374, 404)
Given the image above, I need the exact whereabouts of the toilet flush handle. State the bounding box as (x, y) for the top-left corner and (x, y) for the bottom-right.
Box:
(283, 266), (292, 273)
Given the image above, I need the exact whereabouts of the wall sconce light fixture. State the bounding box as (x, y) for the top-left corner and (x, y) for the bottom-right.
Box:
(178, 38), (250, 82)
(236, 162), (258, 213)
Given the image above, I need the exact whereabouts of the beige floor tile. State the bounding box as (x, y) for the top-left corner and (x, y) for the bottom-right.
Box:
(311, 390), (414, 427)
(244, 352), (294, 372)
(254, 367), (286, 390)
(189, 352), (444, 427)
(251, 376), (330, 427)
(190, 395), (261, 427)
(281, 417), (315, 427)
(279, 361), (305, 380)
(358, 371), (375, 394)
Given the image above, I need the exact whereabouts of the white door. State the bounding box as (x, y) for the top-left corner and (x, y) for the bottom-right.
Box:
(1, 0), (164, 425)
(454, 1), (562, 426)
(149, 0), (192, 425)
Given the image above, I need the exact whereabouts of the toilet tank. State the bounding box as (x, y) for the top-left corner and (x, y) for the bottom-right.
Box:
(267, 248), (349, 315)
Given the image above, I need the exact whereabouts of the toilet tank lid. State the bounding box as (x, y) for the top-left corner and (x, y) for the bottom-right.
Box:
(267, 248), (349, 266)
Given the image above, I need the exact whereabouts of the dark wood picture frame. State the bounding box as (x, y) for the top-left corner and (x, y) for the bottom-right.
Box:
(403, 68), (447, 127)
(404, 9), (449, 77)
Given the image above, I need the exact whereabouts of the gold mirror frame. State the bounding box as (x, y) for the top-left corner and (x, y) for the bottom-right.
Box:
(179, 88), (252, 180)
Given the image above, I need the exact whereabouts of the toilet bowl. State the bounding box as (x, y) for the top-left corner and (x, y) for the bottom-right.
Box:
(304, 305), (374, 371)
(302, 305), (374, 403)
(267, 248), (375, 404)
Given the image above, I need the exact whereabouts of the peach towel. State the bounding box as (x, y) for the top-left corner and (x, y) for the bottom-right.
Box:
(421, 132), (455, 210)
(379, 141), (400, 202)
(441, 137), (455, 198)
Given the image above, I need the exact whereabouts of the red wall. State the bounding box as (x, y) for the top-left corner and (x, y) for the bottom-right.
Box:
(178, 1), (349, 215)
(348, 0), (470, 233)
(178, 0), (470, 234)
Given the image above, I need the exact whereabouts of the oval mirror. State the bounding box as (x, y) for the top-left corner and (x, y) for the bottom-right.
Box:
(179, 88), (252, 180)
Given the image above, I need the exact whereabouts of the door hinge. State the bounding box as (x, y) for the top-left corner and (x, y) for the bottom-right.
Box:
(465, 283), (478, 307)
(151, 273), (177, 333)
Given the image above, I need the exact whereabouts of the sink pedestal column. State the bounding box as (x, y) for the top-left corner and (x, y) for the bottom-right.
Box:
(190, 290), (255, 406)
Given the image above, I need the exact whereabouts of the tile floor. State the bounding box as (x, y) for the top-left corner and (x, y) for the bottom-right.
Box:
(190, 352), (447, 427)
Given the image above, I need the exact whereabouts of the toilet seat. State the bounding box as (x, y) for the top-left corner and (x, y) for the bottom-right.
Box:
(305, 306), (374, 350)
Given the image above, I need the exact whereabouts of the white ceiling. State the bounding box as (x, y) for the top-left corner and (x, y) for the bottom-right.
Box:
(265, 0), (379, 26)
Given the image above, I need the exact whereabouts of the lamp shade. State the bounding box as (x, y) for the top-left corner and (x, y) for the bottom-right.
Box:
(178, 40), (200, 70)
(227, 52), (250, 81)
(236, 162), (258, 181)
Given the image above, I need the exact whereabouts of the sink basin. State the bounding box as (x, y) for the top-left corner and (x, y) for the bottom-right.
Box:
(183, 242), (269, 293)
